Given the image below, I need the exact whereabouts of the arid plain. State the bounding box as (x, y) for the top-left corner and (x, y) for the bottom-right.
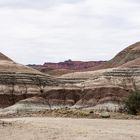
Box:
(1, 117), (140, 140)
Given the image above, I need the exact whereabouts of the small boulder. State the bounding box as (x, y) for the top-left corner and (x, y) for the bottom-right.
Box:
(100, 112), (110, 118)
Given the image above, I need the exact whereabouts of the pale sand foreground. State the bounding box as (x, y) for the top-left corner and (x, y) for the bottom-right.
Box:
(1, 118), (140, 140)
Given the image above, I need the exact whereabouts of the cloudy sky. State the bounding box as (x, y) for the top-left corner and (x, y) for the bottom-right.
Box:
(0, 0), (140, 64)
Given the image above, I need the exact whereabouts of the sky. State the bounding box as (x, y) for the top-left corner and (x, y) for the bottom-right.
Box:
(0, 0), (140, 64)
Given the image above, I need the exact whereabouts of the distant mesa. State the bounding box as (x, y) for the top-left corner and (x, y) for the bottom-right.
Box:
(28, 59), (106, 76)
(43, 59), (106, 70)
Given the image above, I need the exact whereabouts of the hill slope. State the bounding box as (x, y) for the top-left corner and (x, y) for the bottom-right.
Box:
(0, 52), (44, 74)
(0, 52), (58, 108)
(88, 42), (140, 70)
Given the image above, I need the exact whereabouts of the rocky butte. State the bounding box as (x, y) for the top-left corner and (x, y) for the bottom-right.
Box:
(0, 42), (140, 113)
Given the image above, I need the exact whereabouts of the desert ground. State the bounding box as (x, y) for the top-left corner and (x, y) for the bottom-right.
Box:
(0, 117), (140, 140)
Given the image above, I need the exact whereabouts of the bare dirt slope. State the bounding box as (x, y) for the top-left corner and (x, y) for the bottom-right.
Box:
(1, 117), (140, 140)
(0, 52), (43, 74)
(87, 42), (140, 71)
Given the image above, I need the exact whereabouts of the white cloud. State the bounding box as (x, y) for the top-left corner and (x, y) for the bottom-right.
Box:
(0, 0), (140, 64)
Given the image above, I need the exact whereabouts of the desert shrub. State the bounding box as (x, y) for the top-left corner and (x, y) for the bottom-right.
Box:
(125, 90), (140, 115)
(89, 111), (94, 114)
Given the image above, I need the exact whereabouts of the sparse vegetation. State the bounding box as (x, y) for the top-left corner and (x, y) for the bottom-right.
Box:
(125, 90), (140, 115)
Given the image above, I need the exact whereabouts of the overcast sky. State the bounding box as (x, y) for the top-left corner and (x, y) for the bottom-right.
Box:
(0, 0), (140, 64)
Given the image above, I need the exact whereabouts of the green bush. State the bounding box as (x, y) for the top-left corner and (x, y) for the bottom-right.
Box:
(125, 90), (140, 115)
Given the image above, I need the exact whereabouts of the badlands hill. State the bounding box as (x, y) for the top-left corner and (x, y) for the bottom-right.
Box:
(0, 53), (84, 112)
(59, 42), (140, 110)
(0, 52), (59, 108)
(0, 52), (43, 74)
(0, 52), (13, 61)
(0, 42), (140, 113)
(88, 42), (140, 71)
(105, 42), (140, 68)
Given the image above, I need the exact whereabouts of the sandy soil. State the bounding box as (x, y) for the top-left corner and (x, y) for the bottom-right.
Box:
(0, 117), (140, 140)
